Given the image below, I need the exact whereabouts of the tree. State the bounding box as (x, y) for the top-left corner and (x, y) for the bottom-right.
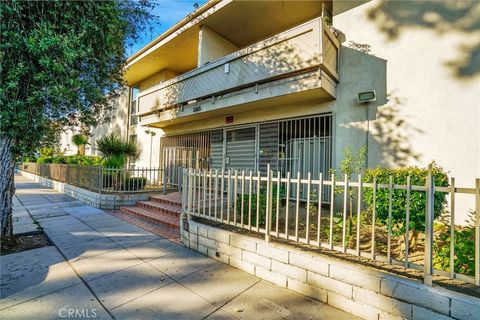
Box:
(338, 146), (367, 236)
(0, 0), (156, 240)
(72, 134), (89, 156)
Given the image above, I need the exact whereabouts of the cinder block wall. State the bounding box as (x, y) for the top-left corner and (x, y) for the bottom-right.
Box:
(181, 218), (479, 320)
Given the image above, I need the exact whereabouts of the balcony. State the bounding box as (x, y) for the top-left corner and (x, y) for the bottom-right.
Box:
(138, 17), (339, 127)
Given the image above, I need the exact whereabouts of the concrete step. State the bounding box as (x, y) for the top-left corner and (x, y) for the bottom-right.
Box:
(137, 200), (182, 216)
(119, 206), (180, 229)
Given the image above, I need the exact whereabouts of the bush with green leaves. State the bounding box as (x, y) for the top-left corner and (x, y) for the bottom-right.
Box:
(434, 211), (475, 276)
(35, 154), (102, 165)
(363, 162), (448, 250)
(102, 172), (146, 191)
(96, 134), (138, 168)
(125, 177), (147, 191)
(236, 184), (284, 227)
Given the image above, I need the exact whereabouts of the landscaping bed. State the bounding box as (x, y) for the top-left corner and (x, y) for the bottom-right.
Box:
(1, 232), (51, 256)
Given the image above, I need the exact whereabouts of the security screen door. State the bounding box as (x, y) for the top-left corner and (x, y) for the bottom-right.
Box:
(224, 126), (257, 172)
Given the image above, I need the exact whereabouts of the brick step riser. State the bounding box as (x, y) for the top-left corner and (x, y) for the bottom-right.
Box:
(137, 203), (181, 217)
(150, 197), (183, 207)
(149, 195), (217, 207)
(119, 207), (180, 229)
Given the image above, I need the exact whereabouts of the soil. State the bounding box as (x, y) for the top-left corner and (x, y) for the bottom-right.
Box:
(1, 232), (51, 255)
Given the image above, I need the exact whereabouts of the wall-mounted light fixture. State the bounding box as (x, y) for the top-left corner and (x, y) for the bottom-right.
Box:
(145, 129), (157, 167)
(358, 90), (376, 103)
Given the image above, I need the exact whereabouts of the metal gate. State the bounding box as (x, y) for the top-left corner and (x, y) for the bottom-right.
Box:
(224, 126), (257, 171)
(160, 114), (332, 198)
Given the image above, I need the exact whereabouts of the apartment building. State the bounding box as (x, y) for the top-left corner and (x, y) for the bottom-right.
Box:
(67, 0), (479, 223)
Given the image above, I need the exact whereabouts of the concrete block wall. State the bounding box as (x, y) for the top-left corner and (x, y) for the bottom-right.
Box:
(17, 170), (150, 209)
(181, 218), (480, 320)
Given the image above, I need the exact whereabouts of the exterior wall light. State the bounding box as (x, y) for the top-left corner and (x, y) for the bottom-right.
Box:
(358, 90), (376, 103)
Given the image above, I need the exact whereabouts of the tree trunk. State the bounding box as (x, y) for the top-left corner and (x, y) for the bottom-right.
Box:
(0, 136), (15, 241)
(79, 144), (85, 156)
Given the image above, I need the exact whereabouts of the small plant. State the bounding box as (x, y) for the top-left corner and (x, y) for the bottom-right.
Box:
(336, 146), (367, 236)
(72, 134), (89, 155)
(347, 41), (373, 55)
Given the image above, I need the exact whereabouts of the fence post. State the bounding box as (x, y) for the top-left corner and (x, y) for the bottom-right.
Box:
(182, 168), (187, 212)
(424, 172), (435, 286)
(66, 165), (70, 185)
(99, 166), (103, 193)
(162, 166), (167, 194)
(475, 178), (480, 286)
(187, 168), (193, 220)
(265, 164), (272, 243)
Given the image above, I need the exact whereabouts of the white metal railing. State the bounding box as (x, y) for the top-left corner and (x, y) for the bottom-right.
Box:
(182, 166), (480, 287)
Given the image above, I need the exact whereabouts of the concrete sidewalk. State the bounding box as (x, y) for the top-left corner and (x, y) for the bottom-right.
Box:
(1, 175), (359, 320)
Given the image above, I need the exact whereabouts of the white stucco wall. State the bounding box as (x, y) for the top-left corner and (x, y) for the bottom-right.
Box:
(128, 125), (164, 168)
(332, 0), (480, 224)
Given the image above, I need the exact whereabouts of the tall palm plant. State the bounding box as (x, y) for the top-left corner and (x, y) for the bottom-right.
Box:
(71, 134), (89, 155)
(96, 134), (138, 168)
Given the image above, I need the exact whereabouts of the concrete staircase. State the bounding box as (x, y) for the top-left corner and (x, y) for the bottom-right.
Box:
(117, 192), (182, 241)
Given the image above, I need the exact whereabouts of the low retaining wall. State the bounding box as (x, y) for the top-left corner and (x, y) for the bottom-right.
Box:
(181, 217), (479, 320)
(17, 170), (150, 209)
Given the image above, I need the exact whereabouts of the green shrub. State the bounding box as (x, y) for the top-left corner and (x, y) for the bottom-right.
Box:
(52, 156), (67, 164)
(102, 172), (146, 191)
(236, 185), (284, 227)
(22, 156), (37, 163)
(38, 147), (55, 158)
(103, 154), (126, 168)
(434, 211), (475, 276)
(35, 155), (102, 166)
(124, 177), (147, 191)
(363, 162), (448, 248)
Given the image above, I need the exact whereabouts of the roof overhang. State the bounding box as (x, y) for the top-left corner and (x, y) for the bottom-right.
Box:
(124, 0), (330, 86)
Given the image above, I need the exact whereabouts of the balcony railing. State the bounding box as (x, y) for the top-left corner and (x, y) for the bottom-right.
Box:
(138, 17), (339, 117)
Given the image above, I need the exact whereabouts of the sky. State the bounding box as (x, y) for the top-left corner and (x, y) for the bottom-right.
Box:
(126, 0), (208, 57)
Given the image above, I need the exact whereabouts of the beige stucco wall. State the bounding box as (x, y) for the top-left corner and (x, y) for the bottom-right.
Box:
(198, 26), (239, 66)
(137, 69), (180, 91)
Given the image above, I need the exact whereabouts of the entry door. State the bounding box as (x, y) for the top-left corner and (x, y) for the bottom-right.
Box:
(224, 126), (257, 172)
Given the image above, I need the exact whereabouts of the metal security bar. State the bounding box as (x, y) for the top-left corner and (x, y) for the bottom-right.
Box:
(183, 167), (480, 286)
(19, 163), (180, 193)
(277, 115), (332, 202)
(160, 131), (211, 170)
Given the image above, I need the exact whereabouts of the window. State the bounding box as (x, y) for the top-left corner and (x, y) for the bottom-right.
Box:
(130, 87), (139, 125)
